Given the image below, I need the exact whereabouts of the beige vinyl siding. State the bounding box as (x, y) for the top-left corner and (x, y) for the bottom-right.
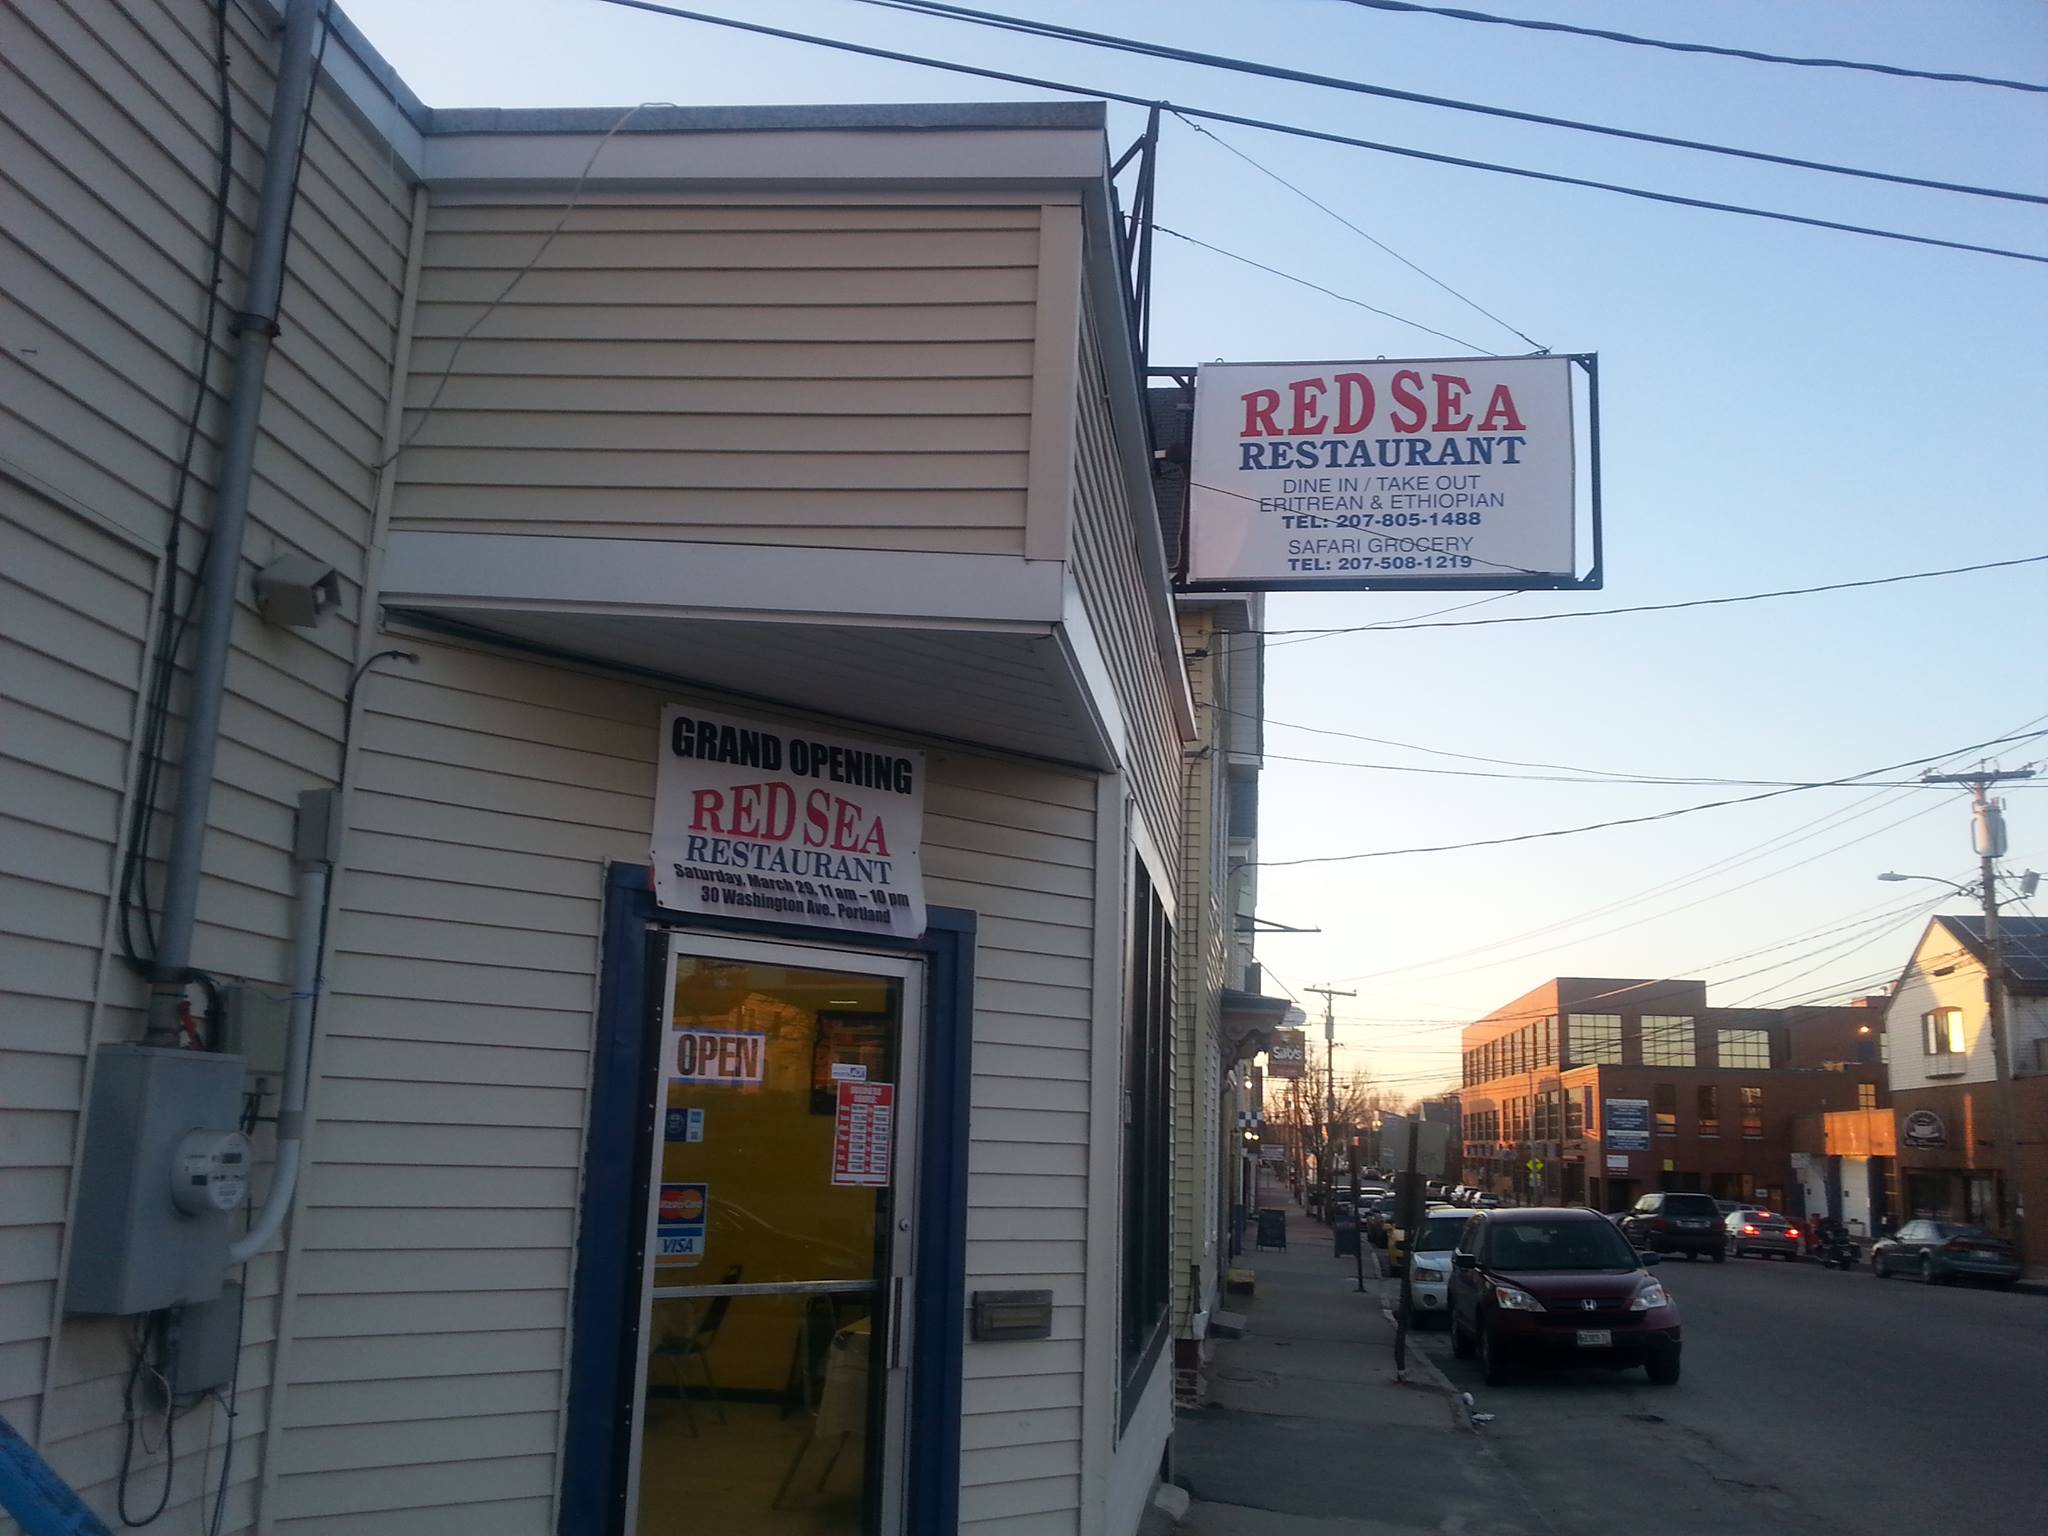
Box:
(934, 757), (1095, 1532)
(0, 487), (154, 1451)
(1070, 302), (1179, 879)
(390, 198), (1047, 554)
(1170, 616), (1230, 1333)
(0, 2), (415, 1528)
(283, 633), (1100, 1531)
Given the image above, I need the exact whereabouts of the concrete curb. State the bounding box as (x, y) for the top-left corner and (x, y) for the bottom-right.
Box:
(1377, 1302), (1475, 1431)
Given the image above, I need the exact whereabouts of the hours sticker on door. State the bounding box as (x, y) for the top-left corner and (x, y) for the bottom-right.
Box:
(831, 1082), (894, 1187)
(672, 1029), (765, 1085)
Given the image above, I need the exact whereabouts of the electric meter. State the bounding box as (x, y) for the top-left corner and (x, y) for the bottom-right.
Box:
(171, 1128), (254, 1217)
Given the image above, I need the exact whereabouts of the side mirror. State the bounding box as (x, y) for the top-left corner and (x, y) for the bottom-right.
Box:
(1639, 1251), (1663, 1267)
(1452, 1252), (1479, 1270)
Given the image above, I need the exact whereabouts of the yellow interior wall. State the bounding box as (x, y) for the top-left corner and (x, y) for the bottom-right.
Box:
(654, 961), (897, 1393)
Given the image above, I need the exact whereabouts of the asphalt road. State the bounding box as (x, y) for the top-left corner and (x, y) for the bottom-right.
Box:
(1403, 1250), (2048, 1535)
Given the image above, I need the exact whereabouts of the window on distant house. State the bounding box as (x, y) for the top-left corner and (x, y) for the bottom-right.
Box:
(1121, 860), (1173, 1403)
(1741, 1086), (1764, 1139)
(1542, 1016), (1557, 1067)
(1641, 1016), (1696, 1067)
(1718, 1028), (1772, 1070)
(1654, 1082), (1678, 1136)
(1569, 1014), (1624, 1066)
(1857, 1082), (1877, 1110)
(1697, 1084), (1720, 1137)
(1565, 1089), (1585, 1139)
(1923, 1007), (1965, 1070)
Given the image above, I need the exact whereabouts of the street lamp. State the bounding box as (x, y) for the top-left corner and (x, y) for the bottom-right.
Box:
(1876, 871), (1974, 897)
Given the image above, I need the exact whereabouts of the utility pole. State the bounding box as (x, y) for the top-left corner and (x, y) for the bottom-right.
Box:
(1923, 766), (2034, 1257)
(1306, 986), (1356, 1186)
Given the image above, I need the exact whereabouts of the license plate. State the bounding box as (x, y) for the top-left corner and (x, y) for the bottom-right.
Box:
(1576, 1329), (1612, 1348)
(1679, 1220), (1707, 1229)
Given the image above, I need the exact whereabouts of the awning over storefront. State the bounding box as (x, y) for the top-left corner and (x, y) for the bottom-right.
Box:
(1220, 988), (1295, 1064)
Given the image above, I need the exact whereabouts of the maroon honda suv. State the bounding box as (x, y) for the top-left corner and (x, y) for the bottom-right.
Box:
(1448, 1207), (1682, 1386)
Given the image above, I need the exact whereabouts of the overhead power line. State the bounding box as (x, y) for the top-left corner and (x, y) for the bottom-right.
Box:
(1330, 0), (2048, 94)
(844, 0), (2048, 205)
(1154, 226), (1490, 352)
(589, 1), (2048, 267)
(1320, 705), (2048, 990)
(1254, 727), (2048, 867)
(1168, 112), (1545, 353)
(1258, 748), (1999, 790)
(1226, 551), (2048, 643)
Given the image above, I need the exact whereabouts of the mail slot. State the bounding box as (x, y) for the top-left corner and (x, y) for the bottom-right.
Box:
(970, 1289), (1054, 1341)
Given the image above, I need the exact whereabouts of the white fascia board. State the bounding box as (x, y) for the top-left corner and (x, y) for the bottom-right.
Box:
(321, 17), (426, 177)
(419, 124), (1106, 192)
(1054, 573), (1128, 771)
(381, 531), (1066, 629)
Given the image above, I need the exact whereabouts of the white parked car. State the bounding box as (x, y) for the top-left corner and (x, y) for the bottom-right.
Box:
(1403, 1209), (1474, 1323)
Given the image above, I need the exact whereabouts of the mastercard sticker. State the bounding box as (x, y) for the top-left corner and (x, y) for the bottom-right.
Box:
(657, 1181), (707, 1266)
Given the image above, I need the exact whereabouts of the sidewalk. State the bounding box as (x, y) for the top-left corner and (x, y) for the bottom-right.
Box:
(1164, 1193), (1541, 1535)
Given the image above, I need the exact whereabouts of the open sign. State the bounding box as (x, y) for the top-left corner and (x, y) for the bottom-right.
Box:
(673, 1029), (765, 1085)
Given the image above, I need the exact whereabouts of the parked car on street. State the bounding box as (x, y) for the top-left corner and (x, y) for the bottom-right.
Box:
(1619, 1190), (1726, 1262)
(1405, 1209), (1475, 1324)
(1870, 1220), (2023, 1286)
(1448, 1207), (1681, 1386)
(1387, 1201), (1458, 1272)
(1723, 1208), (1802, 1260)
(1363, 1194), (1398, 1248)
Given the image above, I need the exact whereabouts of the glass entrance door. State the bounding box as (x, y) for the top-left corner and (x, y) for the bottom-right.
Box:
(628, 935), (920, 1536)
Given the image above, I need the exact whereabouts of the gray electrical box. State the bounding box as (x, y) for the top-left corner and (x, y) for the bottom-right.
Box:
(170, 1281), (244, 1397)
(217, 984), (291, 1080)
(65, 1044), (248, 1315)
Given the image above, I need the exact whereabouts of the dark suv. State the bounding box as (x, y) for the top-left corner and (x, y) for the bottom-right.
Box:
(1447, 1208), (1681, 1386)
(1620, 1191), (1726, 1262)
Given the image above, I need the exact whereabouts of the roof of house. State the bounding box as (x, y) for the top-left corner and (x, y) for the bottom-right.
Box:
(1932, 913), (2048, 991)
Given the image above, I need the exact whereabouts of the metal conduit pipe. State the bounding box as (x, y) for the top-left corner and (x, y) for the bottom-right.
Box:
(146, 0), (327, 1039)
(230, 846), (327, 1263)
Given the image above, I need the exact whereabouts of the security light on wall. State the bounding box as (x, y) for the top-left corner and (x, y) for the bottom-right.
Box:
(253, 553), (340, 630)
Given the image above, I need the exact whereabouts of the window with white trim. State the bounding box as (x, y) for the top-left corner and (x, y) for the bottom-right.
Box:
(1121, 861), (1174, 1391)
(1923, 1007), (1965, 1071)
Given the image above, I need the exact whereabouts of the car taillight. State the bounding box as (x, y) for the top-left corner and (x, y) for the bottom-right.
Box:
(1742, 1225), (1758, 1235)
(1787, 1229), (1801, 1239)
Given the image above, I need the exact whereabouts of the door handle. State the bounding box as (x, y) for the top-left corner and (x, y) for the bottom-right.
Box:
(888, 1276), (906, 1369)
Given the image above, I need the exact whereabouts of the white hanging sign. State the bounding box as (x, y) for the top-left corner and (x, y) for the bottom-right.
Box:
(654, 705), (927, 939)
(1186, 355), (1584, 589)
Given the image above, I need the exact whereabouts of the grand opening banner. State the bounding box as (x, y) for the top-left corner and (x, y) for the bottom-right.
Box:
(1185, 355), (1593, 590)
(655, 705), (927, 939)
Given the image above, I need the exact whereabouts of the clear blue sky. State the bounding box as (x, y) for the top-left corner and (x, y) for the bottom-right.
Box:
(344, 0), (2047, 1097)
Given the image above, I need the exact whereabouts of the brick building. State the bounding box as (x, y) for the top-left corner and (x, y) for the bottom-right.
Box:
(1459, 978), (1888, 1214)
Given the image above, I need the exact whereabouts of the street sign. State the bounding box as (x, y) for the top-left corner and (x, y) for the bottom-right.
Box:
(1525, 1157), (1545, 1175)
(1375, 1113), (1449, 1177)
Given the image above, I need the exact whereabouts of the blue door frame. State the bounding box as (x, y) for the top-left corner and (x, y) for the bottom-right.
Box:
(559, 862), (973, 1535)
